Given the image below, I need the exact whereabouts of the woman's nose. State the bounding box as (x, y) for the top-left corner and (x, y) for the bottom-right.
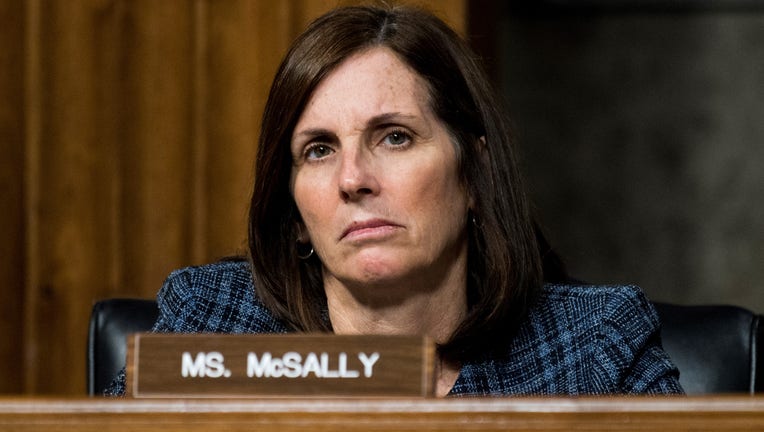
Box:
(338, 148), (379, 202)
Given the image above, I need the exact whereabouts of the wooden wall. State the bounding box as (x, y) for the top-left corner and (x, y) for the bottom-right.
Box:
(1, 0), (465, 395)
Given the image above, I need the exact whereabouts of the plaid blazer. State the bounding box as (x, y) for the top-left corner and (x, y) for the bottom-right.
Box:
(105, 259), (682, 396)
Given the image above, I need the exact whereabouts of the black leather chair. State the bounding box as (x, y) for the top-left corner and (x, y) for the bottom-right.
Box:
(87, 298), (159, 395)
(653, 303), (763, 394)
(86, 298), (763, 395)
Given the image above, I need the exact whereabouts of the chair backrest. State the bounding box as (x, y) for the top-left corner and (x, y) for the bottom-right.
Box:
(87, 298), (763, 395)
(653, 302), (763, 394)
(87, 298), (159, 395)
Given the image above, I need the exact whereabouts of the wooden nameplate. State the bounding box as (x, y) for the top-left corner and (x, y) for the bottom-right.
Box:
(126, 333), (435, 398)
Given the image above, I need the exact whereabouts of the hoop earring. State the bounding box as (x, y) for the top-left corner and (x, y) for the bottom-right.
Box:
(469, 210), (479, 227)
(296, 242), (314, 260)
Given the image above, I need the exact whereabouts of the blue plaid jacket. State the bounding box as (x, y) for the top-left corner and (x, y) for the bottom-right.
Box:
(105, 259), (682, 396)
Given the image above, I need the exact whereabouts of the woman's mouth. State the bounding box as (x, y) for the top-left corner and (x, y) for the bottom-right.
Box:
(340, 219), (402, 241)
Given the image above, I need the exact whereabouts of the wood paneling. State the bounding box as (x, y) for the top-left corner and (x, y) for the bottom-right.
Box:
(27, 0), (124, 394)
(0, 0), (26, 395)
(2, 0), (465, 395)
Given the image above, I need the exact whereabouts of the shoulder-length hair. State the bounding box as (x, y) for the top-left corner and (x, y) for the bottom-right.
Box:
(249, 4), (544, 361)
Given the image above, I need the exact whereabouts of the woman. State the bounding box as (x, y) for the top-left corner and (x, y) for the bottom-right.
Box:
(106, 4), (682, 396)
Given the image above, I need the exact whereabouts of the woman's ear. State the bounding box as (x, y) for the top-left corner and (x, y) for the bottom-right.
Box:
(295, 221), (311, 244)
(467, 136), (488, 210)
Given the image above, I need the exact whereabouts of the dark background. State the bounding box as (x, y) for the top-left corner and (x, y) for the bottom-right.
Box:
(469, 0), (764, 308)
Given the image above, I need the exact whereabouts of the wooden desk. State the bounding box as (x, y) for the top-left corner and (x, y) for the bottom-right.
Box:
(1, 396), (763, 431)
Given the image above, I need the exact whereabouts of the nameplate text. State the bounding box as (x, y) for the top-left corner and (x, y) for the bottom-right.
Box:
(126, 334), (435, 397)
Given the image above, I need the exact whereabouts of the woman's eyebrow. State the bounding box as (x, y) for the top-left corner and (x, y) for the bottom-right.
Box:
(292, 112), (421, 144)
(366, 112), (418, 128)
(293, 127), (334, 141)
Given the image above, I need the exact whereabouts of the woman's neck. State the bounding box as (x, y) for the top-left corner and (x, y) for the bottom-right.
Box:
(325, 263), (468, 343)
(328, 290), (466, 396)
(436, 357), (461, 397)
(323, 253), (468, 397)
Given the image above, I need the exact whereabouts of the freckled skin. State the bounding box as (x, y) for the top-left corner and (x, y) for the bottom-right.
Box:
(290, 48), (469, 347)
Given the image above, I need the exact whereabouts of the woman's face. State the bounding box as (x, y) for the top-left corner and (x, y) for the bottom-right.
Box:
(290, 47), (471, 292)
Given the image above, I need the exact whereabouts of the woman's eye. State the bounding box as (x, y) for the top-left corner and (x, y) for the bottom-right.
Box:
(384, 130), (411, 146)
(305, 144), (333, 160)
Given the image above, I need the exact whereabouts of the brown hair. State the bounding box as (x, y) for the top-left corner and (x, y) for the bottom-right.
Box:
(249, 4), (544, 361)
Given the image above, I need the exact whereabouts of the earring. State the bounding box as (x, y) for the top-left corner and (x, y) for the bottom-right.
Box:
(296, 242), (314, 260)
(469, 210), (483, 232)
(469, 209), (478, 226)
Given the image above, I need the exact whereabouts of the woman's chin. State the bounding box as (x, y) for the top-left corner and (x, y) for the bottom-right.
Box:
(343, 255), (412, 286)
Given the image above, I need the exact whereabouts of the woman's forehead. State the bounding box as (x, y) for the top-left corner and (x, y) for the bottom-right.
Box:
(294, 47), (433, 135)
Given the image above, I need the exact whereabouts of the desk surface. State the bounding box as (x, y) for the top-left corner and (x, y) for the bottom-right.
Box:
(1, 396), (764, 431)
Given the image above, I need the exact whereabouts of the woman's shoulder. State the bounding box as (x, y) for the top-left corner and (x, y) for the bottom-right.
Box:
(454, 282), (682, 395)
(527, 282), (662, 343)
(520, 284), (670, 385)
(154, 258), (289, 334)
(536, 282), (659, 324)
(160, 258), (254, 298)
